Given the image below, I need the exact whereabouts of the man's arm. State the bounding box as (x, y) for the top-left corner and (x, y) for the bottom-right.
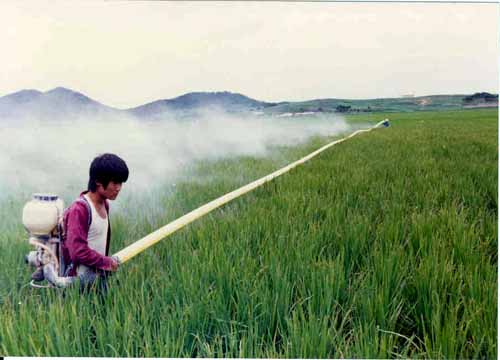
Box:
(65, 203), (117, 272)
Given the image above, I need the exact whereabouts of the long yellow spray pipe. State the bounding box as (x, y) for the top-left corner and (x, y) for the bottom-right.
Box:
(113, 119), (390, 264)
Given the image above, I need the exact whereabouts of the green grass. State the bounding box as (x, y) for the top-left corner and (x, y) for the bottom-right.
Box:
(0, 108), (497, 357)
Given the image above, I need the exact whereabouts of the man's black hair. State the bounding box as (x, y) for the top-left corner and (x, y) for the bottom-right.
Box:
(88, 153), (129, 192)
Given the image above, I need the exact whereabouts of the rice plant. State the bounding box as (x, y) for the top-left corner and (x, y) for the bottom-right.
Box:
(0, 108), (497, 358)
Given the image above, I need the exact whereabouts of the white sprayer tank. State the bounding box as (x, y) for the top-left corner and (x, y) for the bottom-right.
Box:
(22, 194), (64, 236)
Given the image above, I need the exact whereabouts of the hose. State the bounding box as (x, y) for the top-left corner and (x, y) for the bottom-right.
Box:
(43, 263), (77, 288)
(114, 119), (390, 263)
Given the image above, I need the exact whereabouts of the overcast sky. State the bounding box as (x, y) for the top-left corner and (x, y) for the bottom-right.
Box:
(0, 1), (498, 108)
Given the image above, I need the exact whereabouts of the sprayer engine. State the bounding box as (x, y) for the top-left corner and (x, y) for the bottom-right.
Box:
(23, 194), (71, 287)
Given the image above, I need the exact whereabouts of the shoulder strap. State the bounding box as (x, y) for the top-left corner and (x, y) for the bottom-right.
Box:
(59, 195), (93, 277)
(76, 196), (92, 227)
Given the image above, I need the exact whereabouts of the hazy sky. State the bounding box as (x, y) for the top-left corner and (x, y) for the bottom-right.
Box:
(0, 1), (498, 108)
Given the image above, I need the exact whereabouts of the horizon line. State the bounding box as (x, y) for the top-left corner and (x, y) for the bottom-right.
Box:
(1, 86), (497, 111)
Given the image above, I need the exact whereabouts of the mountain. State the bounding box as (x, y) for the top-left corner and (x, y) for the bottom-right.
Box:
(0, 87), (496, 121)
(0, 87), (120, 120)
(0, 88), (276, 121)
(0, 89), (43, 104)
(128, 91), (276, 118)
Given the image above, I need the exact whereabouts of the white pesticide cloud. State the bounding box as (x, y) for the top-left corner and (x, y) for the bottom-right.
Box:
(0, 111), (350, 205)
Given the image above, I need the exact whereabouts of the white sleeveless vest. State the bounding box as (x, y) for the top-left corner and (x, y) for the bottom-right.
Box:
(77, 194), (109, 276)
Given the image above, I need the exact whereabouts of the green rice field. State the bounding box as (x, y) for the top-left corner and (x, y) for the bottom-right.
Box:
(0, 108), (497, 358)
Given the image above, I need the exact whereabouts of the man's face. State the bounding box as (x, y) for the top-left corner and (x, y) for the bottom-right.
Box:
(96, 180), (123, 200)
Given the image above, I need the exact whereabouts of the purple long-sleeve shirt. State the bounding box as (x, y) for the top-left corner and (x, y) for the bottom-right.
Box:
(61, 191), (114, 276)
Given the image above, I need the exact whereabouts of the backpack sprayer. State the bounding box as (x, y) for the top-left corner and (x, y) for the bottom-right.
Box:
(23, 119), (390, 288)
(23, 194), (98, 288)
(22, 194), (72, 288)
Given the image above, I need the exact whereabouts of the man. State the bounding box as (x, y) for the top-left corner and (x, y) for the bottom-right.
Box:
(61, 153), (129, 289)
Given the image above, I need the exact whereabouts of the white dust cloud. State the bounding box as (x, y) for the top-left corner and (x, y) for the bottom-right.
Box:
(0, 110), (351, 204)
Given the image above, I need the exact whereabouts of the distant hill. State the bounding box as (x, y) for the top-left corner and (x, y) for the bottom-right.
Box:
(462, 92), (498, 108)
(0, 88), (275, 121)
(263, 95), (473, 114)
(128, 91), (276, 119)
(0, 87), (497, 121)
(0, 87), (119, 120)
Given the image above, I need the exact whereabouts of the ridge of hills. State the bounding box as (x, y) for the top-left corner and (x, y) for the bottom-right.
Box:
(0, 87), (496, 120)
